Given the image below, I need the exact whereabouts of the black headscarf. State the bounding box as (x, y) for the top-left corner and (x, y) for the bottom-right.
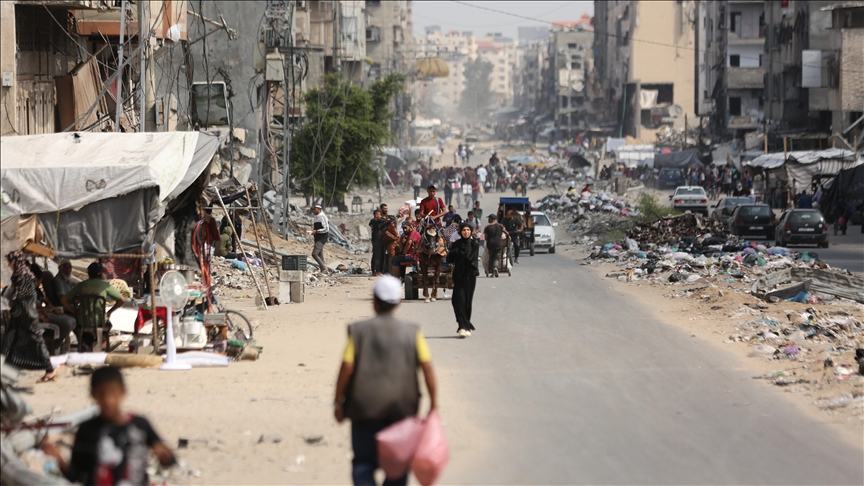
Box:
(448, 224), (479, 279)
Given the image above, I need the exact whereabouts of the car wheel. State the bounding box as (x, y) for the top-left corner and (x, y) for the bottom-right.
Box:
(549, 245), (556, 254)
(820, 240), (829, 248)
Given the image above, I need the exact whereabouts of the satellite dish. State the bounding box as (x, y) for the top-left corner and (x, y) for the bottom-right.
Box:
(669, 105), (683, 117)
(159, 271), (191, 371)
(160, 271), (189, 312)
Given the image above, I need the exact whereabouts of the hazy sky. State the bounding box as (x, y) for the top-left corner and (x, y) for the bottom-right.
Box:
(411, 1), (595, 40)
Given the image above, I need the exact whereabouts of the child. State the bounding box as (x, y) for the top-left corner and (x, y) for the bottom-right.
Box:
(42, 366), (175, 486)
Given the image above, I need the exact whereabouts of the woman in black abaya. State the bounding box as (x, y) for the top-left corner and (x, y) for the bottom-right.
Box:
(448, 223), (479, 338)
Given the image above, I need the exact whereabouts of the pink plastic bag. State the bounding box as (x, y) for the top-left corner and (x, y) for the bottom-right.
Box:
(411, 411), (449, 486)
(376, 416), (424, 480)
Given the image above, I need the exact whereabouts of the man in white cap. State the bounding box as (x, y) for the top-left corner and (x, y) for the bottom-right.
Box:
(52, 258), (80, 304)
(311, 204), (329, 275)
(333, 276), (438, 485)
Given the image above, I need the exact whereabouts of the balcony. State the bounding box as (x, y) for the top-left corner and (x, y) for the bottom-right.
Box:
(727, 67), (764, 89)
(727, 115), (761, 130)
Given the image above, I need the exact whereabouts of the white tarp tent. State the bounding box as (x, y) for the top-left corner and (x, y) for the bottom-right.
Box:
(743, 149), (862, 189)
(1, 131), (219, 259)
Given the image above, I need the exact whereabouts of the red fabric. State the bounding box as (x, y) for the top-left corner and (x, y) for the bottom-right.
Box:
(419, 197), (445, 218)
(134, 306), (168, 333)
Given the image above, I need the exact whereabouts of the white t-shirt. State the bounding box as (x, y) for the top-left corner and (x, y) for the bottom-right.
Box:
(412, 173), (422, 187)
(477, 167), (487, 182)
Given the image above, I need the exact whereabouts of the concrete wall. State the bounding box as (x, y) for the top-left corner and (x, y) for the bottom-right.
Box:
(841, 29), (864, 112)
(1, 1), (16, 136)
(728, 3), (763, 40)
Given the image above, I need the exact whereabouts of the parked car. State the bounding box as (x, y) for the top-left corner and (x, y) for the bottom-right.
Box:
(670, 186), (709, 215)
(710, 197), (751, 224)
(775, 209), (829, 248)
(657, 168), (684, 189)
(728, 204), (776, 239)
(530, 211), (557, 254)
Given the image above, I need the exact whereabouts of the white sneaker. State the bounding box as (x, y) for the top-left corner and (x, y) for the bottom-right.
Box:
(465, 331), (472, 337)
(457, 329), (467, 338)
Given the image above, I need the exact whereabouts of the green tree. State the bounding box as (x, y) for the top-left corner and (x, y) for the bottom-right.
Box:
(458, 58), (494, 119)
(291, 73), (405, 206)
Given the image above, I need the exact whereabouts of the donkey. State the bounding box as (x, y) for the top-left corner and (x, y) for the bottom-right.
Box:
(416, 225), (447, 302)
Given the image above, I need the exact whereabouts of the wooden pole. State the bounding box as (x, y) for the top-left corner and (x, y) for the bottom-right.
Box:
(783, 137), (788, 160)
(764, 132), (768, 154)
(683, 114), (687, 150)
(215, 192), (269, 310)
(245, 187), (275, 304)
(254, 187), (280, 265)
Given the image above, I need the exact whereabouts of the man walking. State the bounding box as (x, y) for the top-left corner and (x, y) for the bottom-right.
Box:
(311, 204), (329, 275)
(477, 164), (488, 193)
(483, 214), (508, 277)
(412, 170), (423, 200)
(503, 209), (524, 264)
(334, 276), (438, 486)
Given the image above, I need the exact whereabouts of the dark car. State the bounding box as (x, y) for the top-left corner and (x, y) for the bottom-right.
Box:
(775, 209), (829, 248)
(728, 204), (776, 239)
(710, 197), (751, 224)
(657, 168), (684, 189)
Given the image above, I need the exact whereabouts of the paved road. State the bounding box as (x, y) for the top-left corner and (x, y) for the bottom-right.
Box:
(408, 252), (863, 484)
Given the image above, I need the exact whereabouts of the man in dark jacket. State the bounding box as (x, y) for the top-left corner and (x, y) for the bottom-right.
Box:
(334, 276), (438, 486)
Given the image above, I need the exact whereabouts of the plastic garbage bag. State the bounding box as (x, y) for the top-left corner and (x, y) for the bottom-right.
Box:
(377, 416), (425, 480)
(411, 412), (449, 486)
(787, 291), (811, 303)
(227, 259), (248, 272)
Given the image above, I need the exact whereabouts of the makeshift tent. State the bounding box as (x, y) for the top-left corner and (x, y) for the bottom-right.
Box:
(1, 131), (219, 259)
(653, 148), (703, 169)
(744, 149), (861, 189)
(821, 164), (864, 216)
(612, 145), (655, 167)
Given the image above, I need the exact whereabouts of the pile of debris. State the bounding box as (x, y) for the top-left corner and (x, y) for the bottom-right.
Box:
(626, 213), (726, 247)
(536, 183), (643, 243)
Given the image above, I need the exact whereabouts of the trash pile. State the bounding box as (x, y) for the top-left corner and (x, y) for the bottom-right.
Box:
(734, 306), (864, 413)
(584, 212), (864, 305)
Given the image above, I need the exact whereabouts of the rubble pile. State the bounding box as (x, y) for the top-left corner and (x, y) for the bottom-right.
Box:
(626, 213), (726, 247)
(536, 184), (642, 242)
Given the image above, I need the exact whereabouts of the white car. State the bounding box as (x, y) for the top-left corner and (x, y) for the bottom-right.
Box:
(530, 211), (557, 254)
(669, 186), (709, 215)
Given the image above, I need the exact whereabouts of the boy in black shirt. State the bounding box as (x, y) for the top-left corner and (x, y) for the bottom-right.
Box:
(42, 366), (175, 486)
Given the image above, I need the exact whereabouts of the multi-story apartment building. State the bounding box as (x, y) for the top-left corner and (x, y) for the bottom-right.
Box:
(364, 0), (413, 82)
(543, 22), (592, 134)
(515, 41), (545, 116)
(696, 0), (766, 138)
(804, 2), (863, 142)
(590, 1), (697, 141)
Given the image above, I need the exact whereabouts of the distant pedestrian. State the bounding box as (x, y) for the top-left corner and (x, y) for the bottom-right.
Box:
(369, 209), (386, 276)
(449, 223), (479, 338)
(482, 215), (508, 277)
(333, 276), (438, 486)
(311, 204), (329, 275)
(412, 170), (423, 200)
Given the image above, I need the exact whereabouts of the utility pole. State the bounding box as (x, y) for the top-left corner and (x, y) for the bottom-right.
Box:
(138, 0), (146, 131)
(115, 0), (127, 131)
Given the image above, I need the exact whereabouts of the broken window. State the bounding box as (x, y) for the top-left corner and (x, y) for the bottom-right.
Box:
(366, 26), (381, 42)
(641, 83), (674, 104)
(561, 95), (568, 108)
(729, 97), (742, 116)
(730, 55), (741, 67)
(731, 12), (741, 34)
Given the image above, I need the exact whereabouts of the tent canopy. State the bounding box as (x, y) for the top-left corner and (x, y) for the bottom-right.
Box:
(744, 149), (861, 189)
(653, 148), (702, 169)
(1, 132), (219, 258)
